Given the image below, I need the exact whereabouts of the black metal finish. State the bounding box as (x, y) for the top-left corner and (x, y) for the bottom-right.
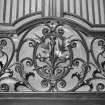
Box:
(0, 17), (105, 92)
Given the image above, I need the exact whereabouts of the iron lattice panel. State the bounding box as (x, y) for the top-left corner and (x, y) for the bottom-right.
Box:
(0, 18), (105, 92)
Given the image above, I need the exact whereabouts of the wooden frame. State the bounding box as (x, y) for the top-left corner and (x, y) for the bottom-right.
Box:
(0, 92), (105, 105)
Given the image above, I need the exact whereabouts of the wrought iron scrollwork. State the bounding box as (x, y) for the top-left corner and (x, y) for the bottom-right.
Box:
(0, 19), (105, 92)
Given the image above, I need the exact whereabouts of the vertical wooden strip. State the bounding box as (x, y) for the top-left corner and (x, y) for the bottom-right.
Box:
(45, 0), (49, 16)
(60, 0), (64, 16)
(64, 0), (68, 12)
(98, 0), (101, 24)
(42, 0), (45, 16)
(94, 0), (99, 24)
(37, 0), (41, 11)
(54, 0), (57, 16)
(80, 0), (82, 17)
(76, 0), (80, 15)
(31, 0), (35, 13)
(49, 0), (53, 16)
(86, 0), (89, 21)
(52, 0), (54, 16)
(19, 0), (24, 18)
(3, 0), (6, 23)
(9, 0), (13, 24)
(74, 0), (76, 14)
(56, 0), (60, 17)
(25, 0), (29, 15)
(5, 0), (10, 23)
(16, 0), (19, 19)
(35, 0), (37, 12)
(82, 0), (87, 19)
(52, 0), (55, 16)
(23, 0), (25, 16)
(103, 0), (105, 24)
(70, 0), (74, 13)
(100, 0), (105, 24)
(0, 0), (4, 23)
(88, 0), (93, 24)
(29, 0), (32, 14)
(48, 0), (50, 16)
(12, 0), (17, 23)
(92, 0), (95, 24)
(68, 0), (70, 12)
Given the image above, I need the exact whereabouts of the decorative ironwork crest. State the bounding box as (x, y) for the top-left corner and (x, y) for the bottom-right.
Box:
(0, 18), (105, 92)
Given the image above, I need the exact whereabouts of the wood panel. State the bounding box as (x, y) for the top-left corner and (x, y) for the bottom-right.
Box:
(0, 0), (105, 24)
(0, 93), (105, 105)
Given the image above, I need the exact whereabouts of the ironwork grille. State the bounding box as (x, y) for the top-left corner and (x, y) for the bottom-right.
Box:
(0, 0), (105, 93)
(0, 17), (105, 92)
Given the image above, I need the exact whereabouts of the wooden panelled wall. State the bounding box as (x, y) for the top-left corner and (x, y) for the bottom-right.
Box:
(0, 0), (105, 25)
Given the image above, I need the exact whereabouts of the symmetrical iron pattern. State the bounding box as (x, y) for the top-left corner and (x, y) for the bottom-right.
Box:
(0, 18), (105, 92)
